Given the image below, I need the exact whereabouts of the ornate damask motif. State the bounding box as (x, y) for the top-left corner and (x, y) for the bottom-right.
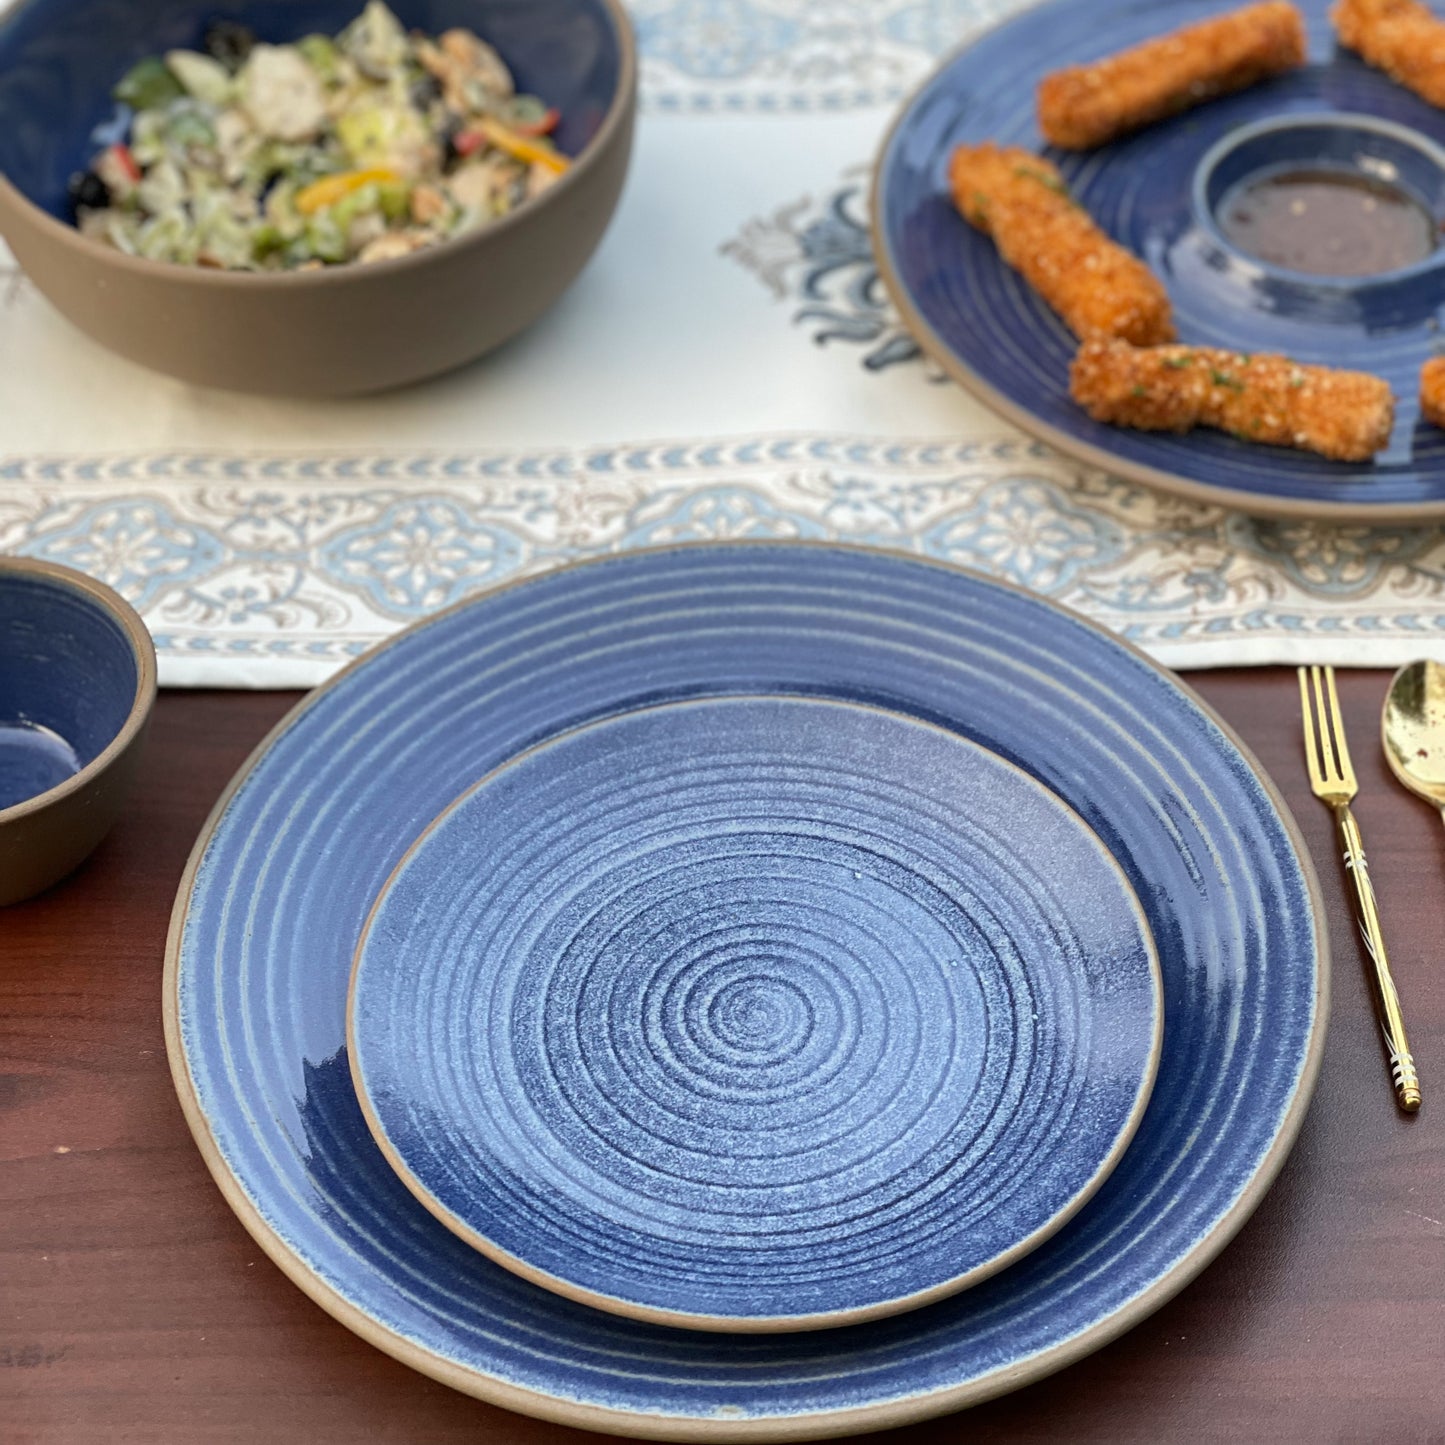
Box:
(634, 0), (1013, 112)
(723, 171), (939, 373)
(4, 439), (1445, 685)
(922, 478), (1126, 592)
(319, 498), (527, 615)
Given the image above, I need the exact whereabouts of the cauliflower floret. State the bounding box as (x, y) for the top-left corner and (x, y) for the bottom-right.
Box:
(241, 44), (328, 142)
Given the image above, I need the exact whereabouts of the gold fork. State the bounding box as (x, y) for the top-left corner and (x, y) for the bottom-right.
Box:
(1299, 666), (1421, 1113)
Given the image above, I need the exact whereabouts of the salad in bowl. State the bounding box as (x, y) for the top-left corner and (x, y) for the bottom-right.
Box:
(71, 0), (569, 270)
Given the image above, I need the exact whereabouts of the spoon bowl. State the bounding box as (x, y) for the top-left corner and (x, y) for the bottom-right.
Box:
(1382, 659), (1445, 818)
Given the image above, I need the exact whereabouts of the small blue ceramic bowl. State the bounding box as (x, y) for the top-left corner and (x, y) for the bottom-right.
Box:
(1194, 113), (1445, 296)
(0, 0), (635, 394)
(0, 557), (156, 906)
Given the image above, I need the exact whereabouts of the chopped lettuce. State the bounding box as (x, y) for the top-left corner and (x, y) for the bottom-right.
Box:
(165, 50), (233, 106)
(114, 56), (185, 110)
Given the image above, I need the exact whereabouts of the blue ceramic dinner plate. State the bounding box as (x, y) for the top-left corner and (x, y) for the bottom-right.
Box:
(348, 696), (1162, 1333)
(166, 543), (1326, 1439)
(873, 0), (1445, 520)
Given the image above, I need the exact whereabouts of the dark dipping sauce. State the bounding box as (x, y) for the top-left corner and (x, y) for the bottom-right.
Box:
(1220, 168), (1438, 276)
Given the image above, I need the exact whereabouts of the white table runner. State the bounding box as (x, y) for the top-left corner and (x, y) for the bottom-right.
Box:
(4, 0), (1444, 685)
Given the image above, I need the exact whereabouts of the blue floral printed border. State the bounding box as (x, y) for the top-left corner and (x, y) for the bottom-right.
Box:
(5, 436), (1445, 684)
(635, 0), (1016, 112)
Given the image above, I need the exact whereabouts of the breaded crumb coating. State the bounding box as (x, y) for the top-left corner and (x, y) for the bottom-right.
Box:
(1070, 339), (1395, 461)
(950, 143), (1175, 345)
(1335, 0), (1445, 107)
(1038, 1), (1307, 149)
(1421, 355), (1445, 428)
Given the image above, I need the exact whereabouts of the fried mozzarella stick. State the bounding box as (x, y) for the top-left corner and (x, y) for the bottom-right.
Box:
(1421, 356), (1445, 427)
(1335, 0), (1445, 108)
(1038, 2), (1307, 149)
(1071, 339), (1395, 461)
(950, 144), (1175, 345)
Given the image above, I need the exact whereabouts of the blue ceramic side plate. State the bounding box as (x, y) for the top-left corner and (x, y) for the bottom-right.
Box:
(873, 0), (1445, 520)
(349, 696), (1162, 1332)
(166, 543), (1326, 1439)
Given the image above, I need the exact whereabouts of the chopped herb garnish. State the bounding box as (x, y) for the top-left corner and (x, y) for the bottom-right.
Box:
(1211, 369), (1245, 391)
(1014, 166), (1069, 196)
(1131, 384), (1149, 397)
(1289, 375), (1306, 389)
(1164, 354), (1193, 369)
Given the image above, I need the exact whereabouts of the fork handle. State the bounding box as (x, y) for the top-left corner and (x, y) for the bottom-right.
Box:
(1335, 804), (1422, 1113)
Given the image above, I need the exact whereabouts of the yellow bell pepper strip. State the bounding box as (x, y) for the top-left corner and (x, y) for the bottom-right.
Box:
(295, 166), (402, 215)
(469, 118), (569, 175)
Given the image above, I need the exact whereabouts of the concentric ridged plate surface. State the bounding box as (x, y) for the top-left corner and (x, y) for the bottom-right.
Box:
(873, 0), (1445, 519)
(348, 696), (1162, 1332)
(166, 543), (1325, 1440)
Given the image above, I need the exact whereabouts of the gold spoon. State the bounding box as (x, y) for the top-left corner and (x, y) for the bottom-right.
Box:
(1382, 659), (1445, 827)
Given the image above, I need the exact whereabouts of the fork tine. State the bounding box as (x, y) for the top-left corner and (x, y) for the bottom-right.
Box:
(1299, 666), (1325, 790)
(1311, 664), (1338, 783)
(1308, 664), (1328, 777)
(1323, 664), (1354, 785)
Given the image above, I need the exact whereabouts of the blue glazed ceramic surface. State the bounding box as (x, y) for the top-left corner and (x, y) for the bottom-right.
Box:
(350, 696), (1161, 1331)
(0, 0), (621, 217)
(1194, 112), (1445, 278)
(0, 567), (137, 809)
(168, 543), (1325, 1438)
(874, 0), (1445, 519)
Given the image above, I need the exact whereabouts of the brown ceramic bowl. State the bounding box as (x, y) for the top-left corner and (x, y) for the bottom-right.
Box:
(0, 0), (635, 396)
(0, 558), (157, 907)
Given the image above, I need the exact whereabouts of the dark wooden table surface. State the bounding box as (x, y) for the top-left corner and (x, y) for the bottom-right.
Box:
(2, 670), (1442, 1445)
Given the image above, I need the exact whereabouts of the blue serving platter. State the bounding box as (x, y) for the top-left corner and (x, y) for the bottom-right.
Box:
(873, 0), (1445, 520)
(166, 543), (1326, 1439)
(348, 695), (1162, 1333)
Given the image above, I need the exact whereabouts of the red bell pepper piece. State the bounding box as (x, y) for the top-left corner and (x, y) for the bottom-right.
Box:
(109, 144), (141, 183)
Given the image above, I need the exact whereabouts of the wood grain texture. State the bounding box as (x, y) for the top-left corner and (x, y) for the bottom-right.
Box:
(1, 673), (1442, 1445)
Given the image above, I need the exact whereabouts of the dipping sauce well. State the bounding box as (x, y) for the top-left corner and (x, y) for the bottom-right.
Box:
(1219, 168), (1437, 276)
